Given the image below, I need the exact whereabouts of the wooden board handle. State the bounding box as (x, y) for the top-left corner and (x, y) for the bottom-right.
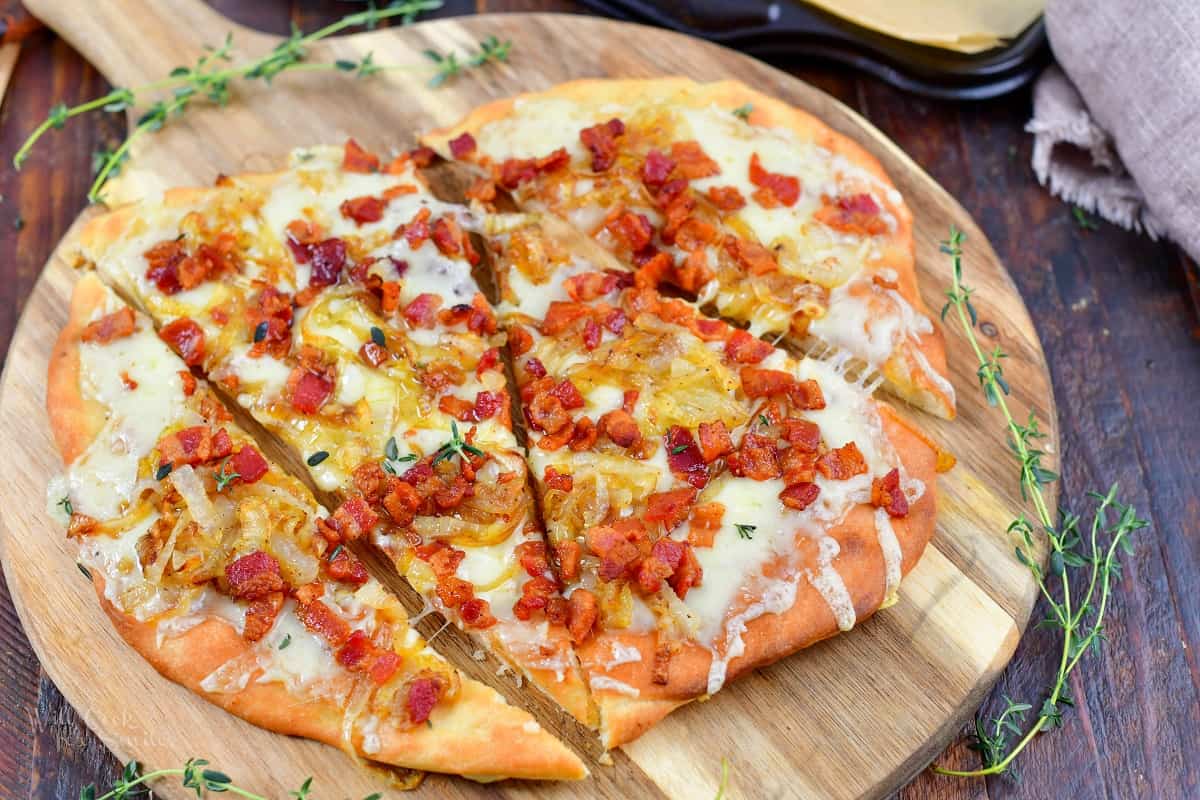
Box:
(22, 0), (257, 89)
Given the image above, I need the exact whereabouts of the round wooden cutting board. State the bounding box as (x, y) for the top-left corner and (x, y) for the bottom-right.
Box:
(0, 2), (1057, 798)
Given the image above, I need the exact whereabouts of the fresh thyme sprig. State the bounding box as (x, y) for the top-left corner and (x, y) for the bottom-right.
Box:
(214, 459), (241, 492)
(432, 421), (485, 465)
(80, 758), (383, 800)
(12, 2), (511, 202)
(933, 227), (1147, 779)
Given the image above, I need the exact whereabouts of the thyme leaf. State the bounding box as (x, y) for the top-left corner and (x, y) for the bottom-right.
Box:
(734, 523), (755, 540)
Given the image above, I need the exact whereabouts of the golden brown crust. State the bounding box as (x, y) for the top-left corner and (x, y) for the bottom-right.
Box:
(424, 77), (954, 419)
(47, 272), (110, 463)
(577, 404), (939, 747)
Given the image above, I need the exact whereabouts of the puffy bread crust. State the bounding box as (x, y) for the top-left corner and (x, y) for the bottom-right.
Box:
(578, 404), (938, 747)
(423, 78), (953, 419)
(48, 276), (587, 782)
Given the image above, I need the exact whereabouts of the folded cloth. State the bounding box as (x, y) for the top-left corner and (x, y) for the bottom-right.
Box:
(1030, 0), (1200, 257)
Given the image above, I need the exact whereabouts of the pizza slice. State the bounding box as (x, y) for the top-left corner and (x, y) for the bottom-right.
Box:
(47, 273), (586, 781)
(76, 144), (591, 725)
(482, 213), (940, 746)
(423, 77), (956, 419)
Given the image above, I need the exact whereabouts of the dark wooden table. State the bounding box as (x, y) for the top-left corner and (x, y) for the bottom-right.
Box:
(2, 2), (1198, 798)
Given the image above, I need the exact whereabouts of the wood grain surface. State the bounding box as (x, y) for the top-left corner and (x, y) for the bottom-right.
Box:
(0, 2), (1195, 800)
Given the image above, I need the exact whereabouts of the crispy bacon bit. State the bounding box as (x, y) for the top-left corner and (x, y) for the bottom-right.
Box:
(564, 270), (621, 302)
(550, 379), (585, 410)
(342, 138), (380, 173)
(725, 329), (773, 364)
(157, 425), (214, 468)
(727, 433), (782, 481)
(527, 392), (571, 435)
(523, 357), (547, 378)
(555, 540), (582, 582)
(669, 545), (703, 599)
(749, 153), (800, 207)
(439, 390), (503, 423)
(229, 445), (269, 484)
(513, 576), (558, 620)
(507, 324), (533, 357)
(288, 369), (333, 415)
(67, 512), (99, 539)
(697, 420), (734, 463)
(340, 195), (386, 225)
(243, 593), (283, 642)
(333, 496), (379, 540)
(568, 416), (598, 451)
(707, 185), (747, 211)
(382, 478), (422, 527)
(438, 293), (496, 335)
(419, 543), (466, 579)
(688, 502), (725, 548)
(158, 317), (205, 366)
(606, 211), (655, 253)
(544, 466), (574, 492)
(287, 236), (348, 288)
(178, 370), (197, 396)
(790, 378), (826, 410)
(498, 148), (570, 188)
(397, 207), (432, 250)
(406, 676), (443, 724)
(360, 341), (389, 367)
(460, 597), (497, 628)
(690, 317), (727, 342)
(817, 442), (869, 480)
(665, 427), (709, 489)
(579, 118), (625, 172)
(814, 193), (888, 236)
(782, 418), (821, 450)
(408, 146), (437, 167)
(325, 547), (369, 587)
(465, 177), (497, 203)
(211, 428), (234, 460)
(644, 487), (698, 531)
(622, 389), (639, 414)
(670, 140), (720, 180)
(431, 216), (463, 257)
(541, 301), (592, 335)
(402, 293), (443, 329)
(144, 239), (186, 294)
(780, 482), (821, 511)
(598, 409), (641, 448)
(225, 551), (285, 600)
(725, 236), (779, 275)
(567, 589), (599, 644)
(246, 286), (293, 359)
(641, 149), (676, 188)
(516, 540), (551, 578)
(740, 367), (795, 398)
(81, 308), (136, 343)
(448, 132), (477, 159)
(871, 467), (910, 517)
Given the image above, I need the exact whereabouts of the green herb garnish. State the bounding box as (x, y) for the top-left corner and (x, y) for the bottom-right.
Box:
(1071, 206), (1099, 231)
(370, 326), (387, 347)
(58, 496), (73, 516)
(307, 450), (329, 466)
(154, 463), (173, 481)
(732, 103), (753, 120)
(77, 562), (92, 581)
(671, 444), (689, 454)
(279, 634), (292, 650)
(214, 459), (240, 492)
(253, 321), (268, 342)
(432, 420), (485, 465)
(734, 523), (755, 540)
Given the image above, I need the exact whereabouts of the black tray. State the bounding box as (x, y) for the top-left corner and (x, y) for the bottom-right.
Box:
(576, 0), (1050, 100)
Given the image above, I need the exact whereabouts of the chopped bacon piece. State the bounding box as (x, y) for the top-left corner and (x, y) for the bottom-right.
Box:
(541, 301), (592, 336)
(622, 389), (639, 414)
(555, 540), (582, 582)
(508, 324), (533, 357)
(144, 239), (186, 294)
(725, 329), (773, 364)
(817, 442), (869, 480)
(641, 149), (676, 188)
(697, 420), (734, 462)
(516, 540), (551, 578)
(382, 479), (422, 527)
(567, 589), (599, 644)
(687, 502), (725, 548)
(211, 428), (234, 459)
(665, 427), (709, 489)
(476, 346), (501, 377)
(790, 379), (826, 410)
(399, 207), (432, 250)
(460, 597), (497, 628)
(327, 546), (370, 585)
(225, 551), (285, 600)
(749, 153), (800, 207)
(668, 545), (703, 599)
(288, 369), (334, 415)
(527, 392), (570, 435)
(782, 418), (821, 451)
(606, 211), (655, 253)
(178, 370), (197, 396)
(332, 496), (379, 540)
(340, 195), (385, 225)
(402, 293), (443, 329)
(633, 251), (674, 289)
(123, 372), (138, 390)
(780, 482), (820, 511)
(406, 676), (443, 724)
(549, 379), (585, 410)
(229, 445), (269, 484)
(727, 433), (782, 481)
(814, 193), (888, 236)
(871, 467), (910, 517)
(431, 216), (465, 258)
(465, 177), (497, 203)
(360, 341), (389, 367)
(513, 576), (558, 620)
(159, 318), (205, 366)
(725, 236), (779, 275)
(579, 118), (625, 172)
(290, 238), (348, 288)
(740, 367), (796, 398)
(670, 140), (720, 180)
(645, 487), (698, 531)
(603, 307), (628, 335)
(353, 462), (388, 503)
(674, 218), (718, 252)
(568, 416), (598, 451)
(342, 138), (379, 173)
(673, 249), (713, 293)
(157, 425), (214, 468)
(498, 148), (571, 188)
(368, 651), (402, 685)
(246, 286), (293, 359)
(635, 551), (674, 595)
(243, 592), (283, 642)
(448, 132), (476, 159)
(598, 409), (641, 448)
(544, 466), (574, 493)
(81, 308), (136, 343)
(408, 146), (437, 167)
(67, 512), (99, 539)
(707, 185), (746, 211)
(563, 270), (621, 302)
(690, 317), (728, 342)
(420, 543), (466, 579)
(337, 629), (375, 671)
(523, 357), (547, 378)
(437, 576), (475, 608)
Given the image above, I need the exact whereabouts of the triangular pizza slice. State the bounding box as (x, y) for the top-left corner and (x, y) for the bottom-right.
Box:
(47, 273), (586, 781)
(481, 213), (940, 747)
(423, 77), (956, 419)
(75, 144), (591, 725)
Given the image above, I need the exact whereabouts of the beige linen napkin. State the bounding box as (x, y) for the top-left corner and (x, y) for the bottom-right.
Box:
(1030, 0), (1200, 255)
